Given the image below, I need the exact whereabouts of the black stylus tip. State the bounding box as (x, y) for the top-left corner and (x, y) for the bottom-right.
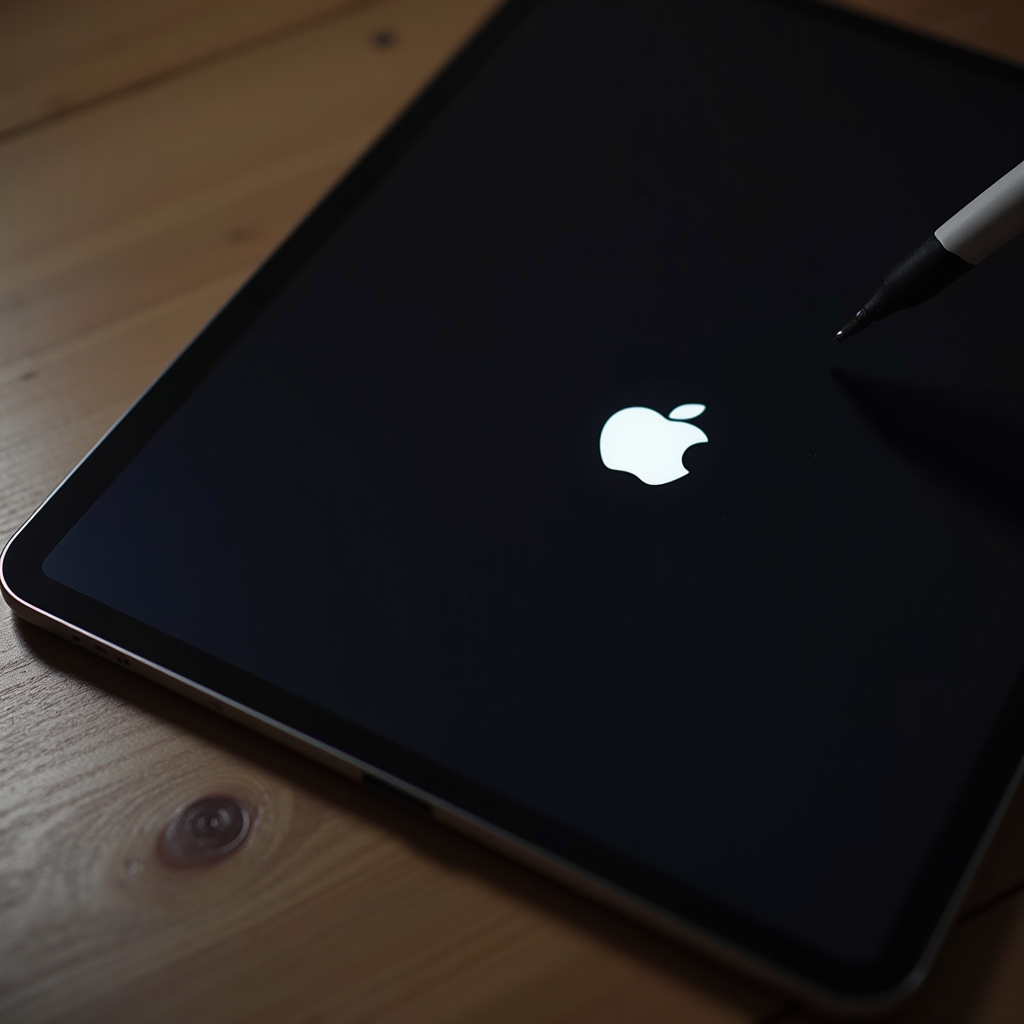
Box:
(832, 309), (872, 344)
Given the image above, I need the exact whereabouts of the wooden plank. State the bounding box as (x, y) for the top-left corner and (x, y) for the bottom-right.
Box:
(0, 621), (780, 1024)
(0, 271), (249, 540)
(0, 0), (504, 372)
(0, 1), (783, 1021)
(3, 0), (1020, 143)
(1, 1), (1022, 1022)
(0, 0), (506, 533)
(0, 0), (365, 137)
(826, 0), (1024, 66)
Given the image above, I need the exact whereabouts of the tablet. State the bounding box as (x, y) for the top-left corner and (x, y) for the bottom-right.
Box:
(4, 0), (1023, 1010)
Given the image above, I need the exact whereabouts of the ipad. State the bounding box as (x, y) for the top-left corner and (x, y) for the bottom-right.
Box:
(4, 0), (1023, 1010)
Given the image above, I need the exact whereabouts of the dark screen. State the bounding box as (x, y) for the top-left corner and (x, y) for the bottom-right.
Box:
(43, 0), (1024, 963)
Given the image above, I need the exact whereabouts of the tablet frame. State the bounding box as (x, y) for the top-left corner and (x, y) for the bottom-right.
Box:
(4, 0), (1024, 1010)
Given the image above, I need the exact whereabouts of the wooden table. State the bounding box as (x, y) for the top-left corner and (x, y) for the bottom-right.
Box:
(2, 2), (1022, 1020)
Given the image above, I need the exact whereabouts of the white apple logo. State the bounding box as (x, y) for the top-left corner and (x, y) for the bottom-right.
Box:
(599, 404), (708, 485)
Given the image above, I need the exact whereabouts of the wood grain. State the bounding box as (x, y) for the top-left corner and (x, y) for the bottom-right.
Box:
(1, 1), (1022, 1022)
(0, 0), (504, 537)
(0, 625), (780, 1024)
(826, 0), (1024, 65)
(0, 0), (368, 137)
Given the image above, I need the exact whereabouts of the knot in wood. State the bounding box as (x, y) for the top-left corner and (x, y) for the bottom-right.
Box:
(160, 795), (252, 867)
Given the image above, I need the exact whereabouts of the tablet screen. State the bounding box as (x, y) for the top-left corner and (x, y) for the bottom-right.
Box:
(12, 0), (1024, 998)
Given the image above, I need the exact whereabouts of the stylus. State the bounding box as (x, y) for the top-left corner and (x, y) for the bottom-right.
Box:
(832, 157), (1024, 342)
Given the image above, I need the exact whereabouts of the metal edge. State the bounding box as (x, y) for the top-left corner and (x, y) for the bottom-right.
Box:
(1, 315), (1017, 1013)
(1, 0), (1019, 1009)
(4, 549), (1002, 1016)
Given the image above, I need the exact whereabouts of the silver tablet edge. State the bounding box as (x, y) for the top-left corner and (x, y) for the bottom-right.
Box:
(6, 514), (1021, 1016)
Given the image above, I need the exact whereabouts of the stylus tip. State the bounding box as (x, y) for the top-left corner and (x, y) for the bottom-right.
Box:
(832, 309), (871, 344)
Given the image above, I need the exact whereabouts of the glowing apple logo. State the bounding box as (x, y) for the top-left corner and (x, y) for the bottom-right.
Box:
(599, 404), (708, 486)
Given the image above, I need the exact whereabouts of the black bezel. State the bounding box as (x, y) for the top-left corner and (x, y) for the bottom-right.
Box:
(4, 0), (1023, 1004)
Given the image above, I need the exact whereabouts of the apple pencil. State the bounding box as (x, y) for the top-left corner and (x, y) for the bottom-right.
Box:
(832, 157), (1024, 342)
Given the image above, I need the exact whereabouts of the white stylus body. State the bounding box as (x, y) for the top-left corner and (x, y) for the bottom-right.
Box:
(936, 157), (1024, 264)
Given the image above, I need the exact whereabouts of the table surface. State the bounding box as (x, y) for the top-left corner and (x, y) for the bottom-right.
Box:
(2, 1), (1023, 1021)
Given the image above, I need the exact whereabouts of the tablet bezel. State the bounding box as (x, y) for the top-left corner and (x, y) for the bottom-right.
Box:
(4, 0), (1024, 1008)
